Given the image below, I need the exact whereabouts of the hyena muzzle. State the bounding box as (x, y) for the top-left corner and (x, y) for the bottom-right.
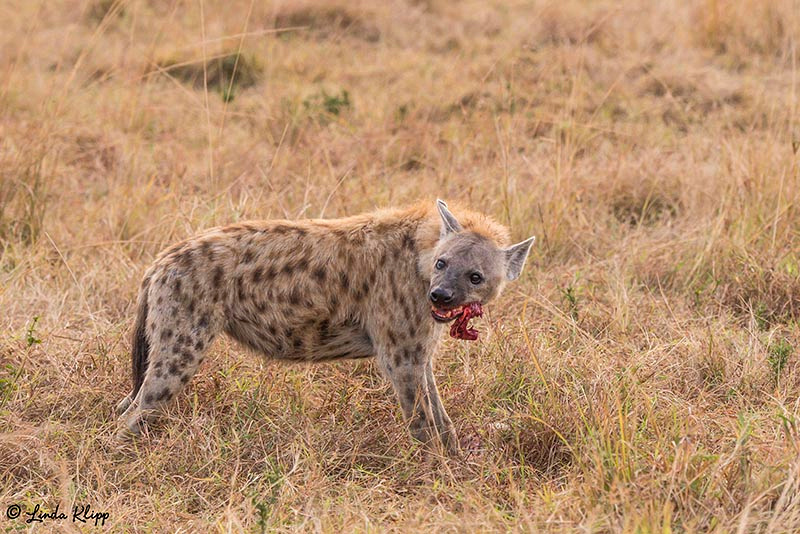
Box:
(116, 200), (534, 453)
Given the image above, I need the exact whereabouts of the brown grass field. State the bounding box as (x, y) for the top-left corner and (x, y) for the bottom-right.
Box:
(2, 0), (800, 531)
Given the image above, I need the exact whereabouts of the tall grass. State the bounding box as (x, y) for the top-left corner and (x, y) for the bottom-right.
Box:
(0, 0), (799, 531)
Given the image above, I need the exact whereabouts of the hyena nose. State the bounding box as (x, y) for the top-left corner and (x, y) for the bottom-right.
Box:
(429, 287), (454, 305)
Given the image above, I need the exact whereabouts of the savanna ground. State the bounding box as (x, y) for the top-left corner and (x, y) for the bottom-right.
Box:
(2, 0), (800, 531)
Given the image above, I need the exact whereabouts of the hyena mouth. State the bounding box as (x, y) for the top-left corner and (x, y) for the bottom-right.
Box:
(430, 302), (484, 341)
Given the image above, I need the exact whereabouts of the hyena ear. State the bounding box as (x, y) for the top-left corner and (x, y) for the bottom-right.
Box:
(436, 199), (462, 238)
(504, 236), (535, 281)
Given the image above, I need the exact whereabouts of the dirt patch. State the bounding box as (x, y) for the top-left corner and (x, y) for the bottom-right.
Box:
(609, 176), (682, 227)
(155, 51), (263, 93)
(274, 3), (380, 42)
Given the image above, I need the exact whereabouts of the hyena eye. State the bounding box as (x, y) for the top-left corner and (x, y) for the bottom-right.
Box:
(469, 272), (483, 285)
(435, 259), (446, 270)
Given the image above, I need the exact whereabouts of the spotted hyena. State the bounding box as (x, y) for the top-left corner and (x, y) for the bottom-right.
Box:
(116, 200), (534, 453)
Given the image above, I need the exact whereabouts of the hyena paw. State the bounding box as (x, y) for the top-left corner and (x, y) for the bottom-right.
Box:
(440, 429), (460, 457)
(115, 395), (133, 415)
(114, 423), (140, 443)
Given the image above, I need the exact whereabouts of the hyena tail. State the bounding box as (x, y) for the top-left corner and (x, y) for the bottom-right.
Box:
(130, 277), (151, 400)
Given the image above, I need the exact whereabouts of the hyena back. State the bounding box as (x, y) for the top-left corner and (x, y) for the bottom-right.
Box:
(117, 200), (534, 453)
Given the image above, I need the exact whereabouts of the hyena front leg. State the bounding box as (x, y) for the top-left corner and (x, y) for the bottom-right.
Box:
(380, 344), (457, 455)
(424, 360), (458, 453)
(117, 279), (220, 439)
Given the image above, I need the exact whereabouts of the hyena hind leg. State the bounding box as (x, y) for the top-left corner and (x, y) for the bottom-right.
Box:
(117, 306), (219, 439)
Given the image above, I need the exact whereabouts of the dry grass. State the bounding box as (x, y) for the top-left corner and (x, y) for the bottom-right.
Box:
(1, 0), (800, 531)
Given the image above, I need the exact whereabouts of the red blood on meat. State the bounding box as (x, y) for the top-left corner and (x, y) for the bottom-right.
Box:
(449, 302), (483, 341)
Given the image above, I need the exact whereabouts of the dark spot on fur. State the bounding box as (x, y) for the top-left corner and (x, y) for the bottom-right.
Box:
(173, 343), (181, 353)
(188, 300), (195, 314)
(194, 339), (204, 351)
(180, 373), (190, 384)
(404, 386), (417, 405)
(180, 350), (194, 364)
(157, 296), (163, 305)
(268, 324), (277, 336)
(252, 267), (263, 283)
(296, 258), (309, 271)
(154, 360), (163, 369)
(242, 249), (254, 263)
(293, 337), (303, 350)
(212, 266), (224, 288)
(402, 233), (415, 251)
(401, 301), (412, 322)
(319, 319), (330, 339)
(339, 272), (349, 290)
(236, 275), (246, 301)
(198, 314), (209, 329)
(177, 334), (189, 346)
(312, 267), (326, 282)
(156, 388), (171, 402)
(281, 263), (294, 275)
(387, 331), (397, 345)
(394, 352), (402, 367)
(169, 363), (180, 375)
(406, 347), (420, 365)
(200, 241), (214, 261)
(174, 279), (182, 293)
(160, 329), (173, 341)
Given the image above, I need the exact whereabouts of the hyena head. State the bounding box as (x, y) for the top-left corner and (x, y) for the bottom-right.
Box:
(428, 199), (535, 322)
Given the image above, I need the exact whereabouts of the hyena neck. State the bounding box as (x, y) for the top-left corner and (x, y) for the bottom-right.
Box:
(413, 213), (441, 283)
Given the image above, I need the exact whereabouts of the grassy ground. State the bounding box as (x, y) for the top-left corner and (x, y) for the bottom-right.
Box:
(1, 0), (800, 531)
